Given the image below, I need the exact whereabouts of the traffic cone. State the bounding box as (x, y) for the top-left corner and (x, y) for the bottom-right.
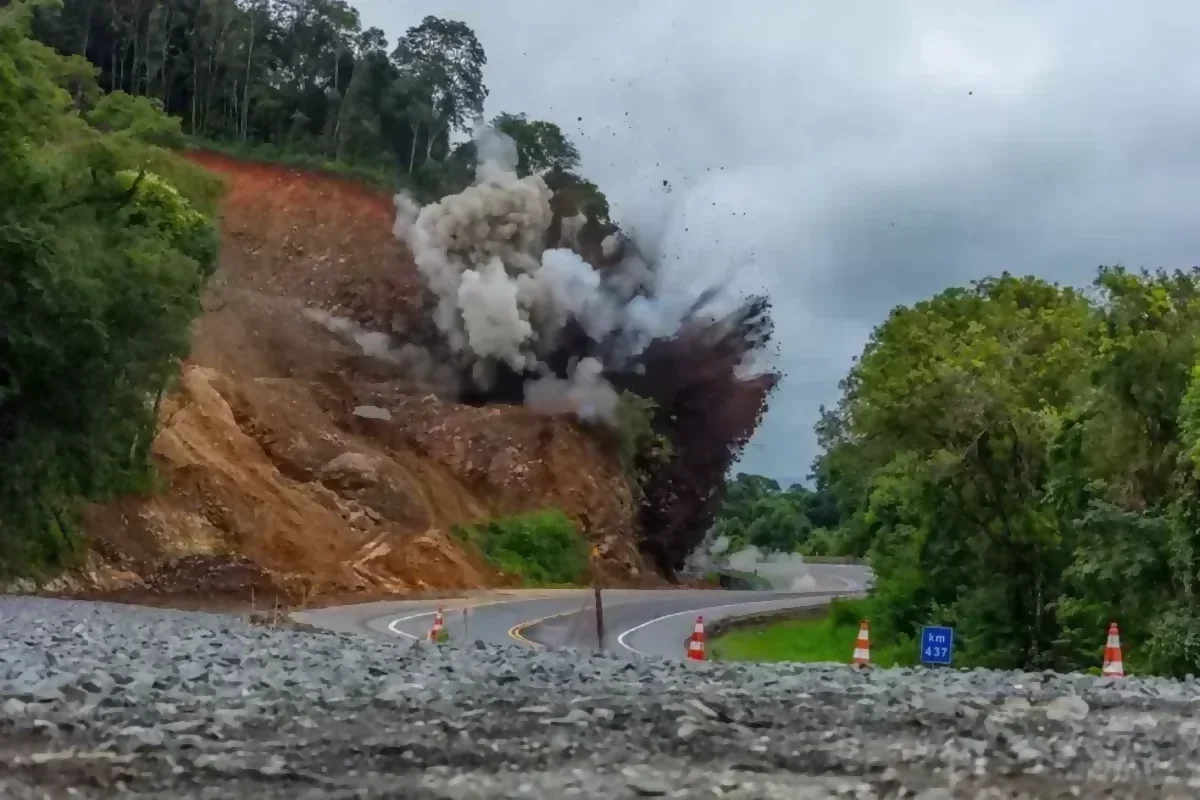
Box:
(428, 607), (446, 643)
(852, 620), (870, 666)
(686, 616), (706, 661)
(1102, 621), (1124, 678)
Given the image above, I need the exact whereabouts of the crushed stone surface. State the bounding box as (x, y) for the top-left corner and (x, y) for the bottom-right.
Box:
(3, 597), (1200, 798)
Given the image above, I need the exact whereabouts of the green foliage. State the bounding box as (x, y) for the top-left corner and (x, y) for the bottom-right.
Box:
(86, 91), (183, 147)
(454, 510), (588, 587)
(711, 472), (840, 556)
(615, 391), (671, 496)
(492, 113), (580, 175)
(818, 266), (1200, 676)
(29, 0), (610, 206)
(0, 3), (217, 577)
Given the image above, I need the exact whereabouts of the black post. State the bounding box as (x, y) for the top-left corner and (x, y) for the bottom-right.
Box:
(594, 586), (605, 651)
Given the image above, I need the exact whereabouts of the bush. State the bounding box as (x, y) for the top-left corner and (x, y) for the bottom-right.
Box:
(828, 597), (869, 630)
(454, 510), (588, 586)
(614, 391), (671, 497)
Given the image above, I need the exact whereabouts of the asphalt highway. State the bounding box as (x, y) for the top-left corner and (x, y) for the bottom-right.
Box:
(296, 563), (870, 659)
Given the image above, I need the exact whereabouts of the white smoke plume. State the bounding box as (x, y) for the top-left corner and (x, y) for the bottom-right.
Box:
(524, 356), (620, 425)
(392, 123), (706, 422)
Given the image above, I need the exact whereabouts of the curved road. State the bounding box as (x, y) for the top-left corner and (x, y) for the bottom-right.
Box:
(295, 563), (870, 659)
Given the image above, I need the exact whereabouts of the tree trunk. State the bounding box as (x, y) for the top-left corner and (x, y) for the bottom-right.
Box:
(240, 10), (254, 141)
(159, 5), (171, 106)
(131, 10), (141, 95)
(190, 28), (199, 133)
(79, 0), (96, 57)
(425, 123), (438, 164)
(408, 125), (419, 172)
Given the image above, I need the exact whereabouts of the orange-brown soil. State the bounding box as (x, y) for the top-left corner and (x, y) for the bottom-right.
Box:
(40, 152), (653, 607)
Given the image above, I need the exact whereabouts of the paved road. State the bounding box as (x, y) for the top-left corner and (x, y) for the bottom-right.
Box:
(295, 563), (870, 659)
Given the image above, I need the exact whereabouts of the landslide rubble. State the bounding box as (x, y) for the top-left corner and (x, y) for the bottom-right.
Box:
(2, 597), (1200, 798)
(49, 152), (649, 603)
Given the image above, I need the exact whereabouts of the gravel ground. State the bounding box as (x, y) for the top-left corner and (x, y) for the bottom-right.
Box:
(3, 599), (1200, 798)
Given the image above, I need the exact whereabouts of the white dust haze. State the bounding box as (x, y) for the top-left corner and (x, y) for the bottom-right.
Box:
(303, 308), (458, 393)
(681, 533), (819, 591)
(392, 123), (709, 423)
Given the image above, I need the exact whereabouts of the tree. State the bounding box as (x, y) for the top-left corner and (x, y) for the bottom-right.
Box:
(492, 112), (580, 175)
(392, 15), (486, 138)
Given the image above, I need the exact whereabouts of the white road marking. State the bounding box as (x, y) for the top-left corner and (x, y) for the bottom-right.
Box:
(382, 594), (563, 641)
(386, 610), (437, 640)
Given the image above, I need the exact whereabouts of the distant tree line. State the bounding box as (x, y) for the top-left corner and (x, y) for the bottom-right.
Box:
(27, 0), (608, 204)
(711, 473), (841, 555)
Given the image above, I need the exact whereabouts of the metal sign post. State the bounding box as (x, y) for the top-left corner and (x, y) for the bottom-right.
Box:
(594, 586), (605, 651)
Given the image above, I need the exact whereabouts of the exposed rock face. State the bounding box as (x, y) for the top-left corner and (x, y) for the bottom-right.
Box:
(56, 152), (650, 603)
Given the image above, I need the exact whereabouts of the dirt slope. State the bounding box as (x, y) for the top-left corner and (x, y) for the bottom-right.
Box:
(48, 152), (649, 604)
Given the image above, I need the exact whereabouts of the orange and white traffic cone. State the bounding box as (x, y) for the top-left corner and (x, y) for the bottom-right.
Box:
(428, 607), (446, 643)
(1102, 621), (1124, 678)
(852, 620), (870, 666)
(686, 616), (706, 661)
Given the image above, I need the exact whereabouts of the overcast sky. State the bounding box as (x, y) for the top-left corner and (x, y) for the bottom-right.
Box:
(356, 0), (1200, 484)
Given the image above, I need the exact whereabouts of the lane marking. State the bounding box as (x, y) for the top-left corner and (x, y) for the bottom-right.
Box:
(508, 592), (821, 648)
(615, 591), (860, 658)
(508, 607), (582, 646)
(384, 594), (568, 641)
(386, 610), (438, 640)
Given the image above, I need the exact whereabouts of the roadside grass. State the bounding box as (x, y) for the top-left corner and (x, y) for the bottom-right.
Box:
(710, 598), (903, 666)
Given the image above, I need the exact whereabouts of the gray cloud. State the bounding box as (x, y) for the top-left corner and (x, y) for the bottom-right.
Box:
(356, 0), (1200, 481)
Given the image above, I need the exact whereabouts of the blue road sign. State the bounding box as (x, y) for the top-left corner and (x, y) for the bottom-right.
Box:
(920, 625), (954, 666)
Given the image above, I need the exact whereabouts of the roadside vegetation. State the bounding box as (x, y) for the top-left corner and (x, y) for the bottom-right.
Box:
(1, 3), (219, 578)
(805, 270), (1200, 677)
(710, 599), (907, 665)
(453, 510), (589, 587)
(715, 270), (1200, 678)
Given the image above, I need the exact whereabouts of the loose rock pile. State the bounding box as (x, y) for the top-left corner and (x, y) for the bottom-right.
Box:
(2, 597), (1199, 798)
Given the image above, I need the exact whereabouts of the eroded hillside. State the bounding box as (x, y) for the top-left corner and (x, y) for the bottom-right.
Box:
(42, 153), (650, 604)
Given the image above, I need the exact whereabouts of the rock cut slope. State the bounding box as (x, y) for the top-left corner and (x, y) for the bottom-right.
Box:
(58, 152), (650, 604)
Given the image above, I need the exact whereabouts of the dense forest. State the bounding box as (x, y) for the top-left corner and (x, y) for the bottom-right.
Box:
(815, 269), (1200, 676)
(26, 0), (609, 207)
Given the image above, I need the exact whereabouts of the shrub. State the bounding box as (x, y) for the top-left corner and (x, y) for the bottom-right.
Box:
(454, 510), (588, 586)
(615, 391), (672, 496)
(828, 597), (869, 630)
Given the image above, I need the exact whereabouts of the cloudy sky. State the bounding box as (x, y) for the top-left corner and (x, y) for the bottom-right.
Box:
(356, 0), (1200, 483)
